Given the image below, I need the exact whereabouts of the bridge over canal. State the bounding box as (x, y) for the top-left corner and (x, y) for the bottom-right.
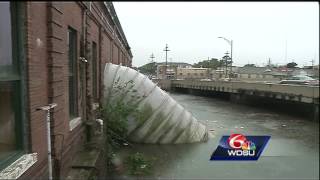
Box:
(154, 79), (319, 120)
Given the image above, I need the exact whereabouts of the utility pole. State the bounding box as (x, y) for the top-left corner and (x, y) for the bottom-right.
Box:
(283, 39), (288, 77)
(223, 51), (230, 77)
(148, 53), (155, 77)
(163, 44), (170, 79)
(150, 53), (155, 63)
(218, 37), (233, 78)
(230, 40), (233, 77)
(268, 58), (271, 67)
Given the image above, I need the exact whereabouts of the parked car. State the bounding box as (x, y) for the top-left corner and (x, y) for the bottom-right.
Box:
(279, 75), (319, 86)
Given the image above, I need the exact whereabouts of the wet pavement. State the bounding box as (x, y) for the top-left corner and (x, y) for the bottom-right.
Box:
(113, 92), (319, 179)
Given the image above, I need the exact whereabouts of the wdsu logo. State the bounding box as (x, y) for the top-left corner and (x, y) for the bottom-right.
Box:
(210, 134), (270, 161)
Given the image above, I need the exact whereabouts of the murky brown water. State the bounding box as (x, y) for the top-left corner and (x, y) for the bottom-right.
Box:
(111, 92), (319, 179)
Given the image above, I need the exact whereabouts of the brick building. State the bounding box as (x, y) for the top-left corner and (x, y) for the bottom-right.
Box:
(0, 2), (132, 179)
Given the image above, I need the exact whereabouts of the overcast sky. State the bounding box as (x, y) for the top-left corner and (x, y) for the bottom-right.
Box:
(113, 2), (319, 67)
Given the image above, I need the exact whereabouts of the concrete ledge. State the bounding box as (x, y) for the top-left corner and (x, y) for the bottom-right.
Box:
(65, 149), (100, 180)
(65, 134), (104, 180)
(0, 153), (37, 179)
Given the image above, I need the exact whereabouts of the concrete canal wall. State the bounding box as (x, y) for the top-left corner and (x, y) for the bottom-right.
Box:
(154, 79), (319, 121)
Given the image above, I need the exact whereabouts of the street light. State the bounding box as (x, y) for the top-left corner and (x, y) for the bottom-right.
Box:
(218, 36), (233, 77)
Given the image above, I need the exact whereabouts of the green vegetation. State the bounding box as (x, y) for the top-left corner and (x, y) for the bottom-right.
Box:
(138, 62), (157, 75)
(134, 104), (153, 125)
(193, 58), (223, 69)
(101, 79), (139, 148)
(265, 64), (278, 68)
(125, 152), (154, 176)
(99, 78), (155, 176)
(244, 64), (256, 67)
(286, 62), (298, 68)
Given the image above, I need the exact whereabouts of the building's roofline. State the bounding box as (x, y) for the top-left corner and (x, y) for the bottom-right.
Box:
(103, 2), (133, 57)
(177, 67), (208, 69)
(156, 62), (192, 65)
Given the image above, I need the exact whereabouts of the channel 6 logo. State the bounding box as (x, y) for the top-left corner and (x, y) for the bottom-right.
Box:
(210, 134), (270, 161)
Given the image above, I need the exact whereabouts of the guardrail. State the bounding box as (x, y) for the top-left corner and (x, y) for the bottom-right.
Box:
(171, 80), (319, 104)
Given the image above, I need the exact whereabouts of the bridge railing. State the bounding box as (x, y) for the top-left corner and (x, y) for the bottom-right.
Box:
(231, 81), (319, 98)
(172, 80), (319, 99)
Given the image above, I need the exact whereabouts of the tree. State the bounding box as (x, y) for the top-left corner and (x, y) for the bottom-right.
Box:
(244, 64), (256, 67)
(193, 58), (222, 69)
(265, 64), (278, 68)
(138, 62), (157, 75)
(286, 62), (298, 68)
(220, 55), (232, 66)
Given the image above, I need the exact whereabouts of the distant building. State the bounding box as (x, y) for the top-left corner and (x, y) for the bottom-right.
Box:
(291, 68), (319, 79)
(156, 62), (192, 79)
(303, 65), (319, 70)
(210, 66), (238, 79)
(213, 66), (288, 82)
(156, 62), (192, 68)
(156, 65), (177, 79)
(232, 66), (320, 81)
(235, 67), (278, 81)
(176, 68), (210, 79)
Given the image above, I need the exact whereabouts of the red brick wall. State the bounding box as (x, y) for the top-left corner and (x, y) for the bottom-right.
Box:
(87, 12), (100, 101)
(57, 2), (85, 178)
(112, 44), (119, 64)
(20, 2), (50, 179)
(18, 1), (132, 179)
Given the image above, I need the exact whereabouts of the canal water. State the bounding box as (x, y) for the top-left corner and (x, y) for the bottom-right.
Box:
(112, 92), (319, 179)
